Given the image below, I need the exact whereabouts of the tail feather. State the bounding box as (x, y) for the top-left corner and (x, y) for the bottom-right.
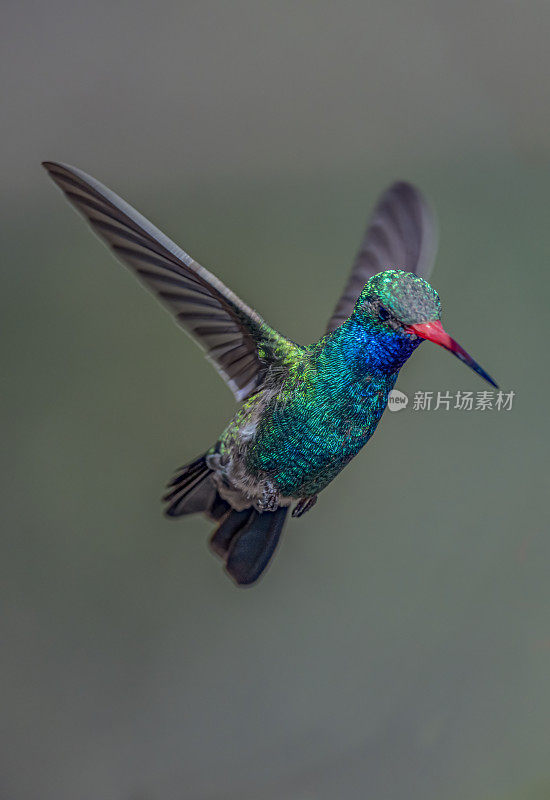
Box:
(166, 455), (206, 488)
(210, 508), (253, 557)
(164, 453), (289, 585)
(163, 453), (218, 517)
(209, 493), (232, 521)
(210, 506), (288, 586)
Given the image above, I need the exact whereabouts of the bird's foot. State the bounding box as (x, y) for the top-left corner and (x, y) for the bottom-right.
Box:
(257, 482), (280, 513)
(292, 495), (318, 518)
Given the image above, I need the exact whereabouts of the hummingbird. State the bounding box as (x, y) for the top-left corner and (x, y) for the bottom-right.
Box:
(43, 162), (497, 587)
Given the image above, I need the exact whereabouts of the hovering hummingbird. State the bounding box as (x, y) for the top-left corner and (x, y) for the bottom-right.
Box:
(43, 162), (497, 586)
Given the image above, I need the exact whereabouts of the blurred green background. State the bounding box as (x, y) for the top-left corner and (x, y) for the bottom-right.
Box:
(2, 2), (549, 799)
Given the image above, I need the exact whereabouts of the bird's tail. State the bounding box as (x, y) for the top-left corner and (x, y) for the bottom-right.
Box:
(163, 453), (288, 585)
(210, 506), (288, 586)
(163, 453), (230, 520)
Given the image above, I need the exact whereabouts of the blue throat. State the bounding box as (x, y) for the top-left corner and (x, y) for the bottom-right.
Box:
(243, 315), (422, 498)
(322, 315), (422, 383)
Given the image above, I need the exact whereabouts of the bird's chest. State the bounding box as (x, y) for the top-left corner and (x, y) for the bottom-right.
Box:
(246, 374), (394, 494)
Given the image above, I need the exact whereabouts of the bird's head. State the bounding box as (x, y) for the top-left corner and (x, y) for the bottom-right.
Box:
(354, 270), (497, 387)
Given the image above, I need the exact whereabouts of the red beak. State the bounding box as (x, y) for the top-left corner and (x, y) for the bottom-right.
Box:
(405, 320), (498, 388)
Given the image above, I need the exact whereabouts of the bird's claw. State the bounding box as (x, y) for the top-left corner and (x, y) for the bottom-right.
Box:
(257, 482), (279, 512)
(292, 495), (318, 518)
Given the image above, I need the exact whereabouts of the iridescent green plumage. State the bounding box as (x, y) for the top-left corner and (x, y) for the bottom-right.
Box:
(43, 164), (496, 586)
(216, 271), (440, 499)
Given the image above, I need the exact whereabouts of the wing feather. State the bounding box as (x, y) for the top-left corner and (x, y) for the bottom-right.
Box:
(43, 161), (292, 401)
(326, 181), (438, 333)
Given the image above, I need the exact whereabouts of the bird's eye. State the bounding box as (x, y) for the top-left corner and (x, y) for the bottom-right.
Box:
(378, 306), (390, 322)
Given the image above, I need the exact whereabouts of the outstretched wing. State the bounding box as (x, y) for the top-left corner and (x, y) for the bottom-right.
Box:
(326, 181), (438, 333)
(43, 161), (293, 401)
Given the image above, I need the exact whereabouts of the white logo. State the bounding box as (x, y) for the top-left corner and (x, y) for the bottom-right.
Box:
(387, 389), (409, 412)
